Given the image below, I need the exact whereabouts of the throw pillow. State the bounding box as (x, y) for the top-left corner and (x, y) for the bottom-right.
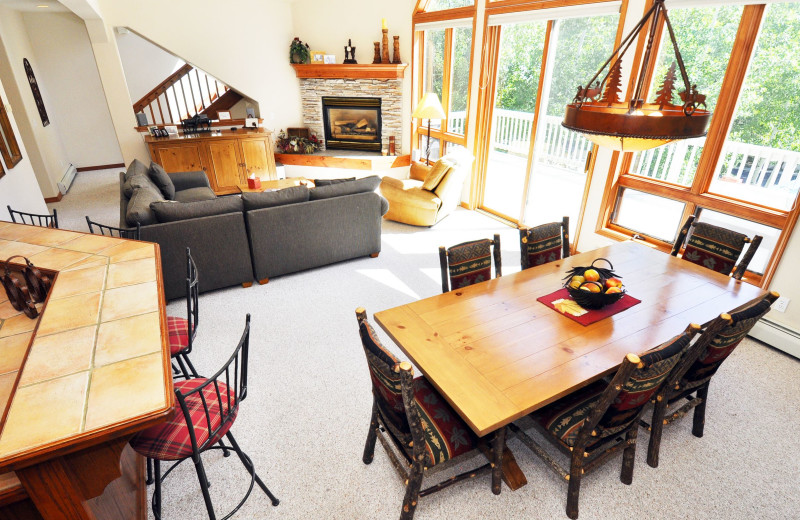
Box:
(309, 175), (381, 200)
(150, 197), (243, 223)
(421, 158), (454, 192)
(313, 177), (356, 186)
(124, 158), (149, 182)
(409, 161), (430, 182)
(148, 162), (176, 200)
(123, 173), (158, 199)
(241, 186), (310, 211)
(126, 184), (165, 226)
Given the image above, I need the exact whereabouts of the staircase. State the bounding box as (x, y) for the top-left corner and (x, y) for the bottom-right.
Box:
(133, 64), (243, 126)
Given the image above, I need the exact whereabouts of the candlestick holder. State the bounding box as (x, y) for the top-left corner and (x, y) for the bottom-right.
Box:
(381, 28), (390, 64)
(392, 36), (401, 64)
(373, 42), (381, 64)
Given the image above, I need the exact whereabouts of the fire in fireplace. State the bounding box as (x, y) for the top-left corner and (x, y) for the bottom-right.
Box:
(321, 96), (382, 152)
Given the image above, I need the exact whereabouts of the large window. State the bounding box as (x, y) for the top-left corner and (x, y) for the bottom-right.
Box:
(603, 2), (800, 284)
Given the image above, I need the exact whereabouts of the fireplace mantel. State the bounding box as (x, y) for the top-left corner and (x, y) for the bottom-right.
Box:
(291, 63), (407, 80)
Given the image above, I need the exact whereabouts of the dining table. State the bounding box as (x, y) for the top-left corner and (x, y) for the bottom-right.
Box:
(374, 240), (766, 489)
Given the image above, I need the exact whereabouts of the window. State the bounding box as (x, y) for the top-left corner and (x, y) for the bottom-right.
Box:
(602, 2), (800, 285)
(423, 0), (473, 11)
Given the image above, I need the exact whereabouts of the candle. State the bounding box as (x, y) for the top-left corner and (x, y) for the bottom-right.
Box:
(382, 18), (387, 30)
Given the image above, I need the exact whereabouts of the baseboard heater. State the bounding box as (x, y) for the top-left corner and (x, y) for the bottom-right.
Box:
(750, 318), (800, 360)
(58, 163), (77, 195)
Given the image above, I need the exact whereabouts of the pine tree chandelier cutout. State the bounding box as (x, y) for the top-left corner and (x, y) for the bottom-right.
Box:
(562, 0), (711, 152)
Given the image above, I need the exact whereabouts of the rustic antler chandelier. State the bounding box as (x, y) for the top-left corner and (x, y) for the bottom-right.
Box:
(562, 0), (711, 152)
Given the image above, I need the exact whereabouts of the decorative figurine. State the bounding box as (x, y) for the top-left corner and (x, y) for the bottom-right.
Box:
(392, 36), (401, 64)
(372, 42), (381, 64)
(344, 39), (357, 64)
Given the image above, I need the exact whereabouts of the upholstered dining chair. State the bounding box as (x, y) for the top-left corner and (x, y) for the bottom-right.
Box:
(439, 234), (501, 293)
(85, 216), (140, 239)
(509, 325), (700, 519)
(519, 216), (570, 270)
(169, 247), (200, 381)
(643, 291), (779, 468)
(7, 205), (58, 228)
(130, 314), (279, 520)
(671, 215), (762, 279)
(356, 307), (505, 520)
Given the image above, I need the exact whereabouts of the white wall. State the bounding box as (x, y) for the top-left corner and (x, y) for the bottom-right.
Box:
(0, 77), (48, 220)
(115, 29), (184, 103)
(22, 11), (123, 169)
(95, 0), (301, 140)
(0, 6), (71, 199)
(290, 0), (416, 154)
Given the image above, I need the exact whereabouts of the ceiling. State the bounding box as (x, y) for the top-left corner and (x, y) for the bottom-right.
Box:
(0, 0), (69, 12)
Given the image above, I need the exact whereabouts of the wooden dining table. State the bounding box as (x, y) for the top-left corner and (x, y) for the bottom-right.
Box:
(374, 240), (765, 489)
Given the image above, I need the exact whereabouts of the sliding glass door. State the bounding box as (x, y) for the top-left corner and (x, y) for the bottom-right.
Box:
(479, 8), (619, 233)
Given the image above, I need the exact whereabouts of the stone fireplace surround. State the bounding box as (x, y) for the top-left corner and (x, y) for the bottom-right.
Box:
(298, 77), (402, 153)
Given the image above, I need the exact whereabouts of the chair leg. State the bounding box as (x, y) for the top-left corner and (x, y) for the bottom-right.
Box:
(621, 428), (638, 485)
(566, 450), (584, 520)
(173, 355), (190, 380)
(401, 460), (424, 520)
(692, 383), (710, 438)
(491, 427), (505, 495)
(192, 453), (217, 520)
(153, 459), (162, 519)
(363, 400), (380, 464)
(182, 352), (200, 378)
(226, 432), (280, 506)
(647, 396), (669, 468)
(146, 457), (154, 485)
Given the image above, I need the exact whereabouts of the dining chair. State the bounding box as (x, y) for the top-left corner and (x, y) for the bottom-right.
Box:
(439, 234), (501, 293)
(356, 307), (505, 520)
(509, 324), (700, 519)
(643, 291), (779, 468)
(7, 205), (58, 228)
(130, 314), (279, 519)
(519, 216), (570, 270)
(85, 216), (141, 239)
(671, 215), (762, 279)
(169, 247), (200, 381)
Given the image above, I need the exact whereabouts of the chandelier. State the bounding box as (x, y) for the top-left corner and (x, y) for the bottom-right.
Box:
(562, 0), (711, 152)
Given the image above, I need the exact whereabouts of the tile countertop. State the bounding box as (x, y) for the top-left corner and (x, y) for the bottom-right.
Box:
(0, 221), (171, 467)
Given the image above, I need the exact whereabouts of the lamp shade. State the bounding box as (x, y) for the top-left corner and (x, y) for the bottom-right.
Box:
(412, 92), (446, 120)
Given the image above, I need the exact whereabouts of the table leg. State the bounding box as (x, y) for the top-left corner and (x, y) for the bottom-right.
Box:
(480, 431), (527, 491)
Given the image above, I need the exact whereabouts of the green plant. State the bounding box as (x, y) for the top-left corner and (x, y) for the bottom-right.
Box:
(289, 37), (310, 64)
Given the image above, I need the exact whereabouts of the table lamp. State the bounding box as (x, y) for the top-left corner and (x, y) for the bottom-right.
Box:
(412, 92), (446, 165)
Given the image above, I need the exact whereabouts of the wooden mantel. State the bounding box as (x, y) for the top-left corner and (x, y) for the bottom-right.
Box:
(291, 63), (407, 80)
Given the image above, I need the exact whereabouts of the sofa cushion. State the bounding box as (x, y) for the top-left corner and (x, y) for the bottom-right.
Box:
(409, 161), (430, 182)
(150, 197), (244, 223)
(123, 173), (158, 199)
(124, 158), (149, 182)
(313, 177), (355, 186)
(173, 187), (217, 203)
(309, 175), (381, 200)
(242, 186), (309, 211)
(149, 162), (176, 200)
(421, 158), (454, 191)
(126, 184), (165, 226)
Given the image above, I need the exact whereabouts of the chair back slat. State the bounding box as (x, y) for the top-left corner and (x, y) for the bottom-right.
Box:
(682, 222), (747, 275)
(681, 293), (776, 388)
(9, 206), (58, 228)
(183, 247), (199, 355)
(85, 216), (140, 239)
(175, 314), (250, 454)
(520, 216), (569, 270)
(440, 234), (501, 293)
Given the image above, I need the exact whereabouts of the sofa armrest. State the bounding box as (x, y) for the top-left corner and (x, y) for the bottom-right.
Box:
(170, 170), (211, 192)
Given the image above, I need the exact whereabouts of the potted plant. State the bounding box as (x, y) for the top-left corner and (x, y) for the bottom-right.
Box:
(290, 38), (311, 64)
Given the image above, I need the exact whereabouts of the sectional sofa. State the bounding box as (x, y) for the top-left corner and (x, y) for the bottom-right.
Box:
(119, 160), (388, 299)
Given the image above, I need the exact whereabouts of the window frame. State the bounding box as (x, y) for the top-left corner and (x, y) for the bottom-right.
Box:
(596, 3), (800, 287)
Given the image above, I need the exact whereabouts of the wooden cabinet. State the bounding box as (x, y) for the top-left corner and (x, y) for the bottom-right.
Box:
(145, 129), (275, 195)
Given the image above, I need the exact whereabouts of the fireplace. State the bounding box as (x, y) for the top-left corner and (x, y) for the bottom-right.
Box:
(321, 96), (382, 152)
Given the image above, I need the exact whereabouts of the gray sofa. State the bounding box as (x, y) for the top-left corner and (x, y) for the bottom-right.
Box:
(120, 160), (388, 299)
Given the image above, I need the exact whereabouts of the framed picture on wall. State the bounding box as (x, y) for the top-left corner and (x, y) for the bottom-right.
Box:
(311, 51), (326, 63)
(324, 55), (336, 64)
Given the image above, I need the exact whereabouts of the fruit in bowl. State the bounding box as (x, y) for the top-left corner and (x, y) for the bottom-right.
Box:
(569, 275), (585, 289)
(605, 277), (622, 289)
(561, 258), (626, 309)
(580, 281), (603, 293)
(583, 269), (600, 282)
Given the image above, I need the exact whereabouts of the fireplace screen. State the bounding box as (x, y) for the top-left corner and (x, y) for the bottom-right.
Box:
(321, 96), (381, 152)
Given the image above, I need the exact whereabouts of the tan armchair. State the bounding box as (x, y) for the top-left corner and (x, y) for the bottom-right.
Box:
(379, 152), (473, 227)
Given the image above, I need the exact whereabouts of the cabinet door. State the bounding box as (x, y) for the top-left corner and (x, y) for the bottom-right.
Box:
(153, 143), (205, 173)
(206, 140), (245, 193)
(240, 138), (277, 180)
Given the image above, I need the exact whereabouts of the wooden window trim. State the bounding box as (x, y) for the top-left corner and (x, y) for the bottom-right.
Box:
(0, 96), (23, 170)
(414, 5), (476, 24)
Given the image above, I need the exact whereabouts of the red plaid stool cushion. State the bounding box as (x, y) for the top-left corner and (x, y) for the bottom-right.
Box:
(167, 315), (190, 355)
(129, 379), (237, 461)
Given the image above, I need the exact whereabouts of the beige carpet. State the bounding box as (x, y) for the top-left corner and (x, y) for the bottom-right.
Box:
(50, 170), (800, 520)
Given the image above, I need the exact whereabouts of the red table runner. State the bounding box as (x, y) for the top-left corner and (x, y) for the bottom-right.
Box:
(537, 288), (641, 326)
